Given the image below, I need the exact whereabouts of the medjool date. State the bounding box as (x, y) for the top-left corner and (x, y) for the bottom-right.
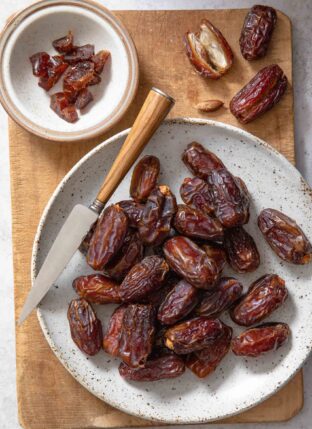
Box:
(224, 227), (260, 272)
(130, 155), (160, 202)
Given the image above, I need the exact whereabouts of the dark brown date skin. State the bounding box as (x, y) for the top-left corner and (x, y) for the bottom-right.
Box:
(180, 176), (214, 215)
(186, 324), (232, 377)
(163, 236), (220, 289)
(79, 220), (97, 255)
(87, 204), (128, 270)
(232, 323), (290, 357)
(119, 256), (169, 302)
(196, 277), (243, 318)
(208, 169), (250, 228)
(231, 274), (288, 326)
(139, 185), (177, 246)
(174, 204), (224, 242)
(240, 5), (277, 60)
(119, 354), (185, 381)
(224, 227), (260, 273)
(258, 208), (312, 265)
(146, 274), (178, 308)
(68, 298), (103, 356)
(130, 155), (160, 202)
(117, 200), (144, 228)
(103, 305), (127, 356)
(105, 230), (144, 281)
(157, 279), (199, 325)
(230, 64), (287, 124)
(202, 244), (226, 272)
(164, 317), (224, 354)
(73, 274), (121, 304)
(182, 142), (225, 180)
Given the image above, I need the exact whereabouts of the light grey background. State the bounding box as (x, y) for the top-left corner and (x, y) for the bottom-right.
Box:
(0, 1), (311, 428)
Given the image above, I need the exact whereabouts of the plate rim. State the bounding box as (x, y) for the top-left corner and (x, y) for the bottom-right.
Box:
(32, 117), (311, 423)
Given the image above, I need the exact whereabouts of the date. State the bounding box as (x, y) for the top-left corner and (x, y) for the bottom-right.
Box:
(196, 277), (243, 318)
(146, 274), (178, 308)
(258, 208), (312, 264)
(103, 305), (127, 356)
(87, 204), (128, 270)
(232, 323), (290, 357)
(163, 236), (220, 289)
(231, 274), (288, 326)
(224, 227), (260, 273)
(117, 200), (144, 228)
(202, 244), (226, 272)
(180, 176), (214, 215)
(240, 5), (277, 60)
(130, 155), (160, 202)
(73, 274), (121, 304)
(53, 31), (74, 53)
(230, 64), (287, 124)
(68, 298), (103, 356)
(182, 142), (225, 180)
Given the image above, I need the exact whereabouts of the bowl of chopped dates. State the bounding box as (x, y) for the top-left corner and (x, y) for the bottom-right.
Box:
(0, 0), (139, 141)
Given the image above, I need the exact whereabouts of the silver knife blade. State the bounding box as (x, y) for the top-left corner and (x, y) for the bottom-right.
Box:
(18, 204), (98, 325)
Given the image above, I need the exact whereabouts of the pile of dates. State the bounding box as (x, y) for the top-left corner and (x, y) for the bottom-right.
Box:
(67, 142), (312, 381)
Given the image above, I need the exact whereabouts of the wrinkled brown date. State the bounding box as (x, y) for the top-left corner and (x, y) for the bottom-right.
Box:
(196, 277), (243, 318)
(184, 19), (233, 79)
(119, 354), (185, 381)
(186, 324), (232, 377)
(164, 317), (224, 354)
(119, 256), (169, 302)
(232, 323), (290, 357)
(231, 274), (288, 326)
(130, 155), (160, 202)
(163, 236), (220, 289)
(79, 220), (97, 255)
(68, 298), (103, 356)
(224, 227), (260, 272)
(117, 200), (144, 228)
(258, 208), (312, 265)
(174, 204), (224, 242)
(146, 274), (178, 308)
(230, 64), (287, 124)
(202, 244), (226, 272)
(182, 142), (225, 180)
(180, 176), (215, 215)
(87, 204), (128, 270)
(208, 169), (250, 228)
(158, 279), (199, 325)
(105, 230), (144, 281)
(139, 185), (177, 246)
(240, 5), (277, 60)
(72, 274), (121, 304)
(103, 305), (127, 356)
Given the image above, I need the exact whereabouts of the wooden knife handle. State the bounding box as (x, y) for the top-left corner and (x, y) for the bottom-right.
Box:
(93, 88), (174, 209)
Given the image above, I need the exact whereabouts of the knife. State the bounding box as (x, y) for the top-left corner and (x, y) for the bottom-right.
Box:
(18, 88), (175, 325)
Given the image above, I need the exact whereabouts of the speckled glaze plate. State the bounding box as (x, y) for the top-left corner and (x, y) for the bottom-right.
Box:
(33, 119), (312, 424)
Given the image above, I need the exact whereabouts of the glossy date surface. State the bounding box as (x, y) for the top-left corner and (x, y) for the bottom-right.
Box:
(103, 305), (127, 356)
(224, 227), (260, 273)
(118, 200), (144, 228)
(180, 176), (214, 215)
(182, 142), (225, 179)
(73, 274), (121, 304)
(202, 244), (226, 272)
(130, 155), (160, 202)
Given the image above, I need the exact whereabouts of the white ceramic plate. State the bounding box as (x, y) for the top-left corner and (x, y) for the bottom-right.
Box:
(33, 119), (312, 423)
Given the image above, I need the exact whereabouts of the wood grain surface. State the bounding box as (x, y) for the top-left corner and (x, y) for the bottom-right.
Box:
(10, 9), (302, 429)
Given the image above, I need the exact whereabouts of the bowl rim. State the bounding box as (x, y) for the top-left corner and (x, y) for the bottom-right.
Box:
(0, 0), (139, 142)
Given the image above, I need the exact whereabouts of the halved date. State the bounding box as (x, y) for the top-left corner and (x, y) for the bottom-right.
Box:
(258, 208), (312, 264)
(232, 323), (290, 357)
(224, 227), (260, 272)
(202, 244), (226, 272)
(231, 274), (288, 326)
(182, 142), (225, 179)
(68, 298), (103, 356)
(130, 155), (160, 202)
(117, 200), (144, 228)
(180, 176), (214, 215)
(73, 274), (121, 304)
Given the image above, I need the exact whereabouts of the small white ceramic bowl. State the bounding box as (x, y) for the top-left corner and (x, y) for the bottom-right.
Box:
(0, 0), (139, 141)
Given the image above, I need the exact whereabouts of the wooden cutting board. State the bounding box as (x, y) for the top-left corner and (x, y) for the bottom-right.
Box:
(10, 9), (303, 429)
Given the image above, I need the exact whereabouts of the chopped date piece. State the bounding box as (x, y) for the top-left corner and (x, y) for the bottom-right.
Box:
(88, 73), (102, 86)
(92, 50), (110, 74)
(164, 317), (224, 354)
(38, 55), (68, 91)
(29, 52), (50, 77)
(157, 279), (199, 325)
(180, 176), (214, 216)
(139, 185), (177, 246)
(119, 256), (169, 302)
(87, 204), (128, 270)
(174, 204), (224, 242)
(79, 220), (97, 255)
(208, 168), (250, 228)
(64, 44), (95, 64)
(240, 5), (277, 60)
(184, 19), (233, 79)
(119, 355), (185, 381)
(202, 244), (226, 272)
(186, 324), (232, 377)
(68, 298), (103, 356)
(50, 92), (78, 123)
(164, 236), (220, 289)
(130, 155), (160, 202)
(232, 323), (290, 357)
(103, 305), (127, 356)
(72, 274), (121, 304)
(63, 61), (95, 92)
(224, 227), (260, 273)
(231, 274), (288, 326)
(182, 142), (225, 180)
(258, 208), (312, 264)
(230, 64), (287, 124)
(75, 88), (93, 109)
(52, 30), (74, 53)
(196, 277), (243, 318)
(117, 200), (144, 228)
